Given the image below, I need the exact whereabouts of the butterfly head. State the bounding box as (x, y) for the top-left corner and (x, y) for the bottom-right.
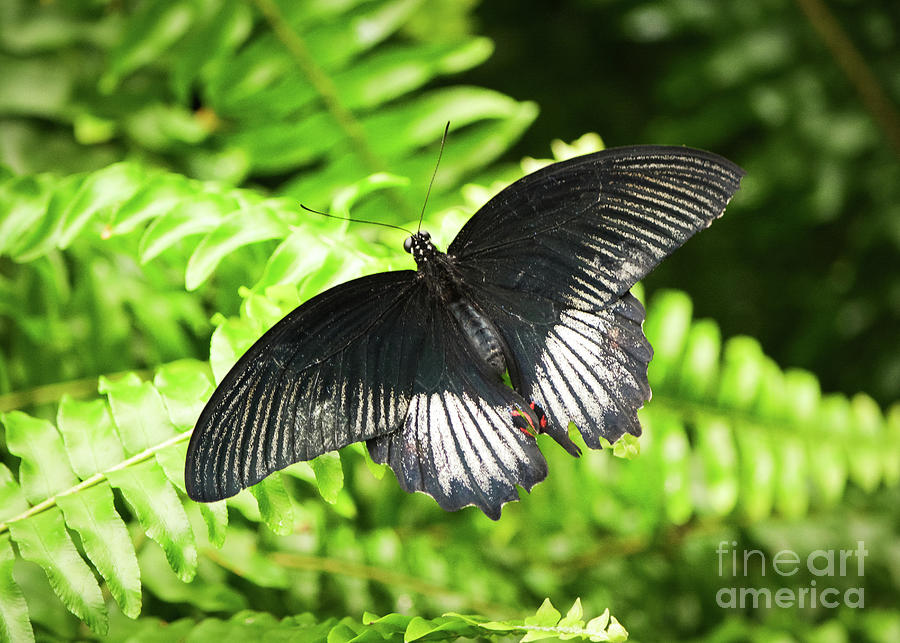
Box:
(403, 230), (436, 263)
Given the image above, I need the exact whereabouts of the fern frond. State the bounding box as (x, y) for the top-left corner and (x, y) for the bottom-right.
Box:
(643, 290), (900, 523)
(100, 598), (627, 642)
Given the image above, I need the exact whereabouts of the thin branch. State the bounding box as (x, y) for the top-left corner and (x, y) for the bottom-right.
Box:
(268, 550), (512, 618)
(0, 369), (153, 414)
(795, 0), (900, 156)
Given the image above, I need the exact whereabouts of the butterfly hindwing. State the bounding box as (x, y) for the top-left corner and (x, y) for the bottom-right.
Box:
(367, 300), (548, 520)
(449, 146), (745, 311)
(466, 284), (652, 450)
(185, 271), (427, 502)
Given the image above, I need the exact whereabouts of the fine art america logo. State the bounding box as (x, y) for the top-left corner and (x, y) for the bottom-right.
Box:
(716, 541), (867, 609)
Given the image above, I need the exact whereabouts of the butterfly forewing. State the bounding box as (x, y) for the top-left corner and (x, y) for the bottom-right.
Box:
(185, 271), (425, 501)
(449, 146), (745, 311)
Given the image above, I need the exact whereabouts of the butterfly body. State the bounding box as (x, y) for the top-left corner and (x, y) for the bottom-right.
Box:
(186, 145), (745, 519)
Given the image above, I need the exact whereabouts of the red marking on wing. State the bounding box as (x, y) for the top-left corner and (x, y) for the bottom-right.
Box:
(511, 408), (537, 437)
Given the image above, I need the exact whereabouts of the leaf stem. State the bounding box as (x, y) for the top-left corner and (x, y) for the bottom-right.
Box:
(0, 430), (192, 536)
(250, 0), (416, 219)
(0, 369), (153, 414)
(651, 392), (794, 432)
(268, 550), (511, 618)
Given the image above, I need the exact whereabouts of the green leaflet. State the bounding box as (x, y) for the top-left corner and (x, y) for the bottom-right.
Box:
(106, 460), (198, 583)
(99, 373), (180, 455)
(642, 289), (692, 389)
(694, 417), (740, 517)
(330, 38), (494, 111)
(109, 172), (197, 235)
(100, 1), (196, 92)
(717, 336), (765, 410)
(310, 452), (345, 505)
(646, 409), (692, 525)
(56, 163), (146, 248)
(7, 173), (82, 262)
(153, 440), (228, 551)
(208, 314), (259, 384)
(169, 1), (254, 104)
(207, 0), (421, 111)
(0, 174), (53, 257)
(198, 501), (229, 550)
(56, 396), (125, 479)
(185, 204), (291, 291)
(674, 318), (721, 402)
(848, 394), (884, 492)
(0, 535), (32, 643)
(56, 484), (141, 619)
(735, 427), (776, 521)
(774, 435), (809, 518)
(153, 360), (215, 430)
(250, 475), (295, 536)
(2, 412), (78, 504)
(8, 508), (107, 635)
(0, 465), (28, 524)
(137, 191), (237, 264)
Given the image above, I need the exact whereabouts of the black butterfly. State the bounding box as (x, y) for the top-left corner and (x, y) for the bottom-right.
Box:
(185, 145), (744, 519)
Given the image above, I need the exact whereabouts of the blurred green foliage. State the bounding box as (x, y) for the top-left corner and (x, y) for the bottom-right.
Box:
(0, 1), (898, 642)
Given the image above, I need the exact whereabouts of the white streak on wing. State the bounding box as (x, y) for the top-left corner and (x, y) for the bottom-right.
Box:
(404, 389), (529, 500)
(536, 339), (589, 429)
(547, 324), (609, 422)
(426, 393), (460, 496)
(474, 394), (527, 471)
(454, 392), (499, 497)
(458, 392), (518, 488)
(534, 310), (615, 429)
(569, 309), (647, 405)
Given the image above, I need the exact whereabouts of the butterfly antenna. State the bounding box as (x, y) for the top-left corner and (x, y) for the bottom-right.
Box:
(300, 204), (414, 235)
(418, 121), (450, 232)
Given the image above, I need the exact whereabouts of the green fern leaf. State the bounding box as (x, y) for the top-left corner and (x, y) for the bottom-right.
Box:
(0, 535), (32, 643)
(99, 374), (180, 454)
(106, 460), (198, 583)
(101, 1), (196, 92)
(185, 204), (291, 291)
(56, 396), (125, 478)
(0, 467), (27, 527)
(250, 475), (295, 536)
(8, 509), (107, 635)
(2, 412), (78, 503)
(56, 163), (146, 249)
(137, 191), (234, 264)
(309, 452), (345, 505)
(56, 483), (141, 618)
(153, 360), (215, 430)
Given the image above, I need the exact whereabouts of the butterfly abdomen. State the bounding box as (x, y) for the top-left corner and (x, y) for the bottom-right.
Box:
(447, 298), (508, 378)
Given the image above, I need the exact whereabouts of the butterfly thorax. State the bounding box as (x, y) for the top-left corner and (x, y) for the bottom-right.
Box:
(403, 230), (436, 264)
(405, 231), (510, 380)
